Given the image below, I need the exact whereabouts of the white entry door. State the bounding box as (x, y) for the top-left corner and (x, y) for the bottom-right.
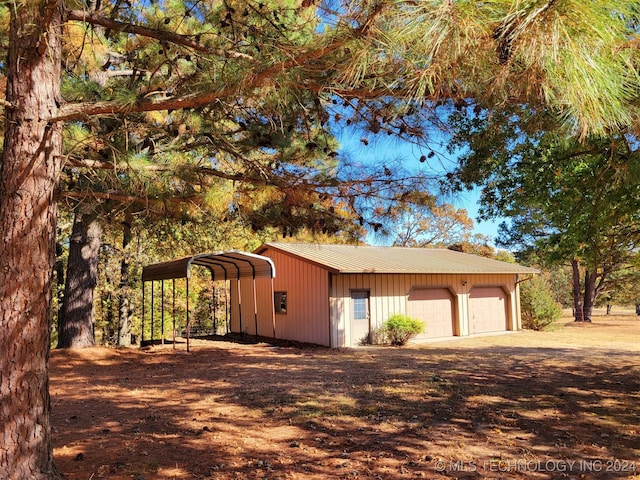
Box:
(351, 290), (370, 345)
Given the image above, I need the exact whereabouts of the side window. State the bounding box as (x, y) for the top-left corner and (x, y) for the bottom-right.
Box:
(352, 291), (368, 320)
(274, 291), (287, 314)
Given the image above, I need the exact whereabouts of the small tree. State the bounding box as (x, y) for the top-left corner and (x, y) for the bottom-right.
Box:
(382, 314), (425, 346)
(520, 276), (562, 331)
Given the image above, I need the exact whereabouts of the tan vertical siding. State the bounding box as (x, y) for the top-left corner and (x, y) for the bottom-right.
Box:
(229, 279), (240, 334)
(252, 247), (331, 346)
(514, 280), (522, 329)
(229, 278), (260, 336)
(240, 278), (257, 335)
(329, 273), (344, 348)
(233, 251), (521, 348)
(254, 276), (275, 339)
(331, 272), (519, 346)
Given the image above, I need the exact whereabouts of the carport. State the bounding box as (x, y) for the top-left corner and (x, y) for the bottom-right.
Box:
(141, 251), (276, 351)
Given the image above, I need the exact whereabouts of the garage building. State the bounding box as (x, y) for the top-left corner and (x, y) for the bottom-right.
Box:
(229, 242), (538, 348)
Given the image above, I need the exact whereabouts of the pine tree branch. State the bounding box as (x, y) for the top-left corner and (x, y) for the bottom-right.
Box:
(54, 7), (387, 122)
(66, 9), (254, 60)
(65, 157), (114, 169)
(63, 157), (262, 184)
(58, 190), (202, 209)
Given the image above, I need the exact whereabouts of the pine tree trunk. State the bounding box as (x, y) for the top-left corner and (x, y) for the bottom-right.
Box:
(118, 218), (133, 346)
(57, 214), (102, 349)
(0, 2), (63, 478)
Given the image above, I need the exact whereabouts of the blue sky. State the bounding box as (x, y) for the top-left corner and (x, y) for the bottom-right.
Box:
(338, 130), (503, 244)
(452, 187), (502, 241)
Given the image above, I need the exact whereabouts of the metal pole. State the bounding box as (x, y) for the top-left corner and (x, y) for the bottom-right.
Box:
(225, 277), (229, 335)
(237, 278), (243, 339)
(186, 277), (190, 352)
(141, 281), (145, 345)
(161, 280), (165, 345)
(210, 271), (215, 336)
(213, 283), (218, 335)
(150, 281), (155, 343)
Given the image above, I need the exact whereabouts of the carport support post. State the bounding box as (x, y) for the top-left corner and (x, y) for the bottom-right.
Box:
(172, 279), (176, 349)
(225, 278), (229, 335)
(237, 278), (243, 339)
(141, 281), (145, 344)
(210, 271), (216, 335)
(186, 277), (191, 352)
(150, 281), (155, 343)
(161, 280), (165, 345)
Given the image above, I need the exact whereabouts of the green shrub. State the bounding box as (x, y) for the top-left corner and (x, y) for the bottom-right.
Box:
(382, 314), (424, 346)
(520, 276), (562, 331)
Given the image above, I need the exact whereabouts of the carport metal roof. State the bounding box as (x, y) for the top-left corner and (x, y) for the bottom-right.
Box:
(141, 251), (276, 352)
(142, 251), (276, 282)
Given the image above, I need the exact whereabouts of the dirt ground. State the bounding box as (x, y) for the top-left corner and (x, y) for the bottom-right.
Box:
(51, 312), (640, 479)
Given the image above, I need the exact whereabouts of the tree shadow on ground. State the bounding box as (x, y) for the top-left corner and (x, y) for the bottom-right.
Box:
(51, 336), (640, 479)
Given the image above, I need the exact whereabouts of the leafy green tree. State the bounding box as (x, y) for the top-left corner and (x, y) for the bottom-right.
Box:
(593, 257), (640, 313)
(1, 1), (639, 477)
(447, 107), (640, 322)
(520, 274), (563, 331)
(547, 265), (574, 308)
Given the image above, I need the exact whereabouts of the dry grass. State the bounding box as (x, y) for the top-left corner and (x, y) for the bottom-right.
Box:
(51, 312), (640, 479)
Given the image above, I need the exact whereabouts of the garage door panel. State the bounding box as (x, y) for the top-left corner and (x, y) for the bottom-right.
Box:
(469, 287), (507, 334)
(407, 288), (454, 339)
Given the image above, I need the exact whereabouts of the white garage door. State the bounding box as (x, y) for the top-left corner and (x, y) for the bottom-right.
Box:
(469, 287), (508, 334)
(407, 288), (454, 339)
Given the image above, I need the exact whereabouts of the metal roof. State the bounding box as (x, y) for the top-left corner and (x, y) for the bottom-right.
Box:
(257, 242), (538, 275)
(142, 251), (276, 282)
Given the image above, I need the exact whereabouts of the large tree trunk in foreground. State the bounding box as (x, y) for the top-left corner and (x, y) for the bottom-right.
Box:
(0, 2), (63, 478)
(57, 214), (102, 349)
